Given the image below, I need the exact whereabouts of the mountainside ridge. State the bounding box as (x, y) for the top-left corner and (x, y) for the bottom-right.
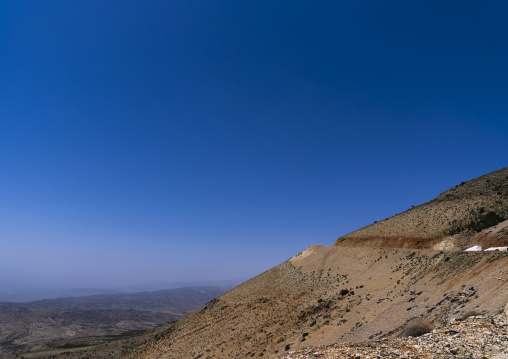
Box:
(124, 168), (508, 359)
(335, 167), (508, 250)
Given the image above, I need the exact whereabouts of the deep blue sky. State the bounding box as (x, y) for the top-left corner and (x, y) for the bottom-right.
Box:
(1, 0), (507, 295)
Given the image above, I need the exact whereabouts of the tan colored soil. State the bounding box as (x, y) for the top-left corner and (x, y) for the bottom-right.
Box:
(127, 246), (508, 359)
(123, 168), (508, 359)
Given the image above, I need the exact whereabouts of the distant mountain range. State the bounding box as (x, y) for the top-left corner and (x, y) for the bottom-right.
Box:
(0, 279), (242, 302)
(0, 288), (123, 302)
(27, 286), (231, 314)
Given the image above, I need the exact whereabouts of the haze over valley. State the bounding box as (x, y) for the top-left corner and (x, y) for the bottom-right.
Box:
(0, 286), (229, 356)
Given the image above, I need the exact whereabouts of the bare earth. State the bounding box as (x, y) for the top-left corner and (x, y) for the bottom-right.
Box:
(126, 246), (508, 359)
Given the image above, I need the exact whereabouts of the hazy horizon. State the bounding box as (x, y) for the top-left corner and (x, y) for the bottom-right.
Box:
(1, 1), (507, 297)
(0, 278), (243, 303)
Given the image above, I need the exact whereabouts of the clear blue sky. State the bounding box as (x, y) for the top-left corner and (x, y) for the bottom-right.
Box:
(1, 0), (507, 295)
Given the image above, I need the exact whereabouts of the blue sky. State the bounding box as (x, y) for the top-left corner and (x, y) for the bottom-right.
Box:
(1, 0), (507, 295)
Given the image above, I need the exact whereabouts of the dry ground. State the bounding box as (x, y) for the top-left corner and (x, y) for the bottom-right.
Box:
(127, 246), (508, 359)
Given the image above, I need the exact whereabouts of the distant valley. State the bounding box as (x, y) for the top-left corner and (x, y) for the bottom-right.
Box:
(0, 286), (228, 357)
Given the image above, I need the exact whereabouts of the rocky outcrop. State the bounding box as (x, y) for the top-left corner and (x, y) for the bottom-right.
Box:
(282, 309), (508, 358)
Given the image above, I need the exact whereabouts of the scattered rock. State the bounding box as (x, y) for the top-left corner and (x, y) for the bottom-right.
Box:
(282, 308), (508, 359)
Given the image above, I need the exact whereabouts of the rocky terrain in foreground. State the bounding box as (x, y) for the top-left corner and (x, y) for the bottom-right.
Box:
(283, 304), (508, 358)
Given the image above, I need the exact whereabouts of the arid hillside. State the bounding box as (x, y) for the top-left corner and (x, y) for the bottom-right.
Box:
(124, 168), (508, 359)
(336, 167), (508, 250)
(127, 247), (508, 359)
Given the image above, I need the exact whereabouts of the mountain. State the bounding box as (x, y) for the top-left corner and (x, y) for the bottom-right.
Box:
(337, 167), (508, 250)
(0, 288), (123, 303)
(28, 286), (229, 315)
(125, 168), (508, 359)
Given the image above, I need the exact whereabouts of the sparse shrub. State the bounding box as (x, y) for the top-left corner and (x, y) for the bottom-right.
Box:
(468, 211), (505, 232)
(449, 211), (506, 235)
(402, 318), (434, 337)
(284, 344), (290, 351)
(340, 289), (349, 296)
(309, 320), (316, 327)
(459, 311), (483, 320)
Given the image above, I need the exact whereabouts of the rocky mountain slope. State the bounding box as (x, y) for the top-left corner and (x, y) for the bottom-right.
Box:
(336, 167), (508, 250)
(283, 305), (508, 358)
(125, 168), (508, 359)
